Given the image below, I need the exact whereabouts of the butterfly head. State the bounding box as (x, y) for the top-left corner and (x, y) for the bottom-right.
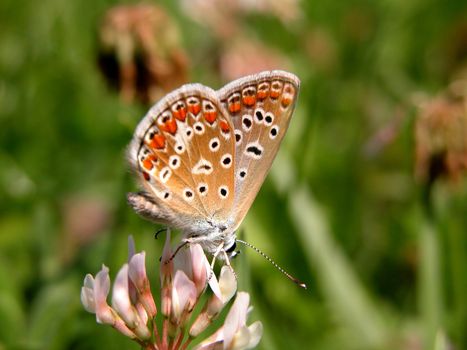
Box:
(189, 221), (238, 260)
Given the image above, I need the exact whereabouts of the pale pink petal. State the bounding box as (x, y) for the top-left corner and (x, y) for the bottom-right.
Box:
(189, 311), (212, 337)
(135, 302), (148, 325)
(218, 266), (237, 304)
(128, 235), (137, 303)
(112, 264), (151, 340)
(113, 317), (138, 339)
(160, 229), (173, 316)
(171, 270), (197, 321)
(81, 274), (96, 313)
(230, 326), (250, 350)
(194, 341), (224, 350)
(223, 292), (249, 348)
(94, 265), (115, 325)
(194, 326), (225, 350)
(174, 244), (192, 279)
(206, 296), (224, 318)
(190, 295), (224, 337)
(112, 264), (137, 327)
(208, 267), (222, 299)
(190, 244), (208, 293)
(129, 251), (157, 317)
(160, 228), (173, 285)
(190, 266), (237, 337)
(126, 235), (138, 304)
(161, 283), (172, 317)
(128, 251), (146, 288)
(245, 321), (263, 349)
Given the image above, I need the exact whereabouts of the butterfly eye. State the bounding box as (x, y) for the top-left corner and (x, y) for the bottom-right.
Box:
(225, 241), (236, 253)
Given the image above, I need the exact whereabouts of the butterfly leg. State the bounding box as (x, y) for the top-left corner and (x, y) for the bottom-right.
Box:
(205, 243), (224, 283)
(222, 250), (238, 282)
(210, 244), (224, 269)
(163, 240), (189, 264)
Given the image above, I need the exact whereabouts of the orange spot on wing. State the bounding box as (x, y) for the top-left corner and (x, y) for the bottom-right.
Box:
(142, 158), (153, 170)
(219, 120), (230, 133)
(270, 90), (281, 99)
(228, 102), (241, 114)
(173, 107), (187, 121)
(257, 90), (268, 100)
(160, 119), (177, 135)
(281, 97), (292, 107)
(204, 111), (217, 124)
(188, 104), (201, 115)
(242, 95), (256, 107)
(149, 134), (166, 149)
(143, 172), (150, 181)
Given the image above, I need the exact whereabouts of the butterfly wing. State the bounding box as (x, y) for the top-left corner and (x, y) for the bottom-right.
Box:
(128, 84), (236, 235)
(217, 70), (300, 229)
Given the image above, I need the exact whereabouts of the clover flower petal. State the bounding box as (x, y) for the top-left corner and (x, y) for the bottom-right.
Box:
(82, 234), (262, 349)
(171, 270), (197, 323)
(129, 251), (157, 318)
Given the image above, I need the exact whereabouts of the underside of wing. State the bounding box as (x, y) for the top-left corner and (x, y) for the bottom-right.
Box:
(217, 70), (300, 229)
(128, 84), (236, 234)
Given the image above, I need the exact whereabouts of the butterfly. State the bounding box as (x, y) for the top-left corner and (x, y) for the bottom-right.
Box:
(127, 70), (300, 260)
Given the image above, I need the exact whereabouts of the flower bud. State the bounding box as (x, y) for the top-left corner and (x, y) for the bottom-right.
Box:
(171, 270), (197, 324)
(129, 252), (157, 318)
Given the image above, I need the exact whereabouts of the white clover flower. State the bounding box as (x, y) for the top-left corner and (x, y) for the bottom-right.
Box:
(81, 232), (262, 349)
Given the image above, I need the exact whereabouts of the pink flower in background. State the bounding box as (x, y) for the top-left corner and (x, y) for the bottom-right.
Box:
(81, 232), (262, 349)
(219, 37), (292, 82)
(180, 0), (300, 39)
(98, 4), (189, 104)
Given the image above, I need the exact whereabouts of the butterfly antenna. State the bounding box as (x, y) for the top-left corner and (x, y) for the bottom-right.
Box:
(236, 239), (307, 289)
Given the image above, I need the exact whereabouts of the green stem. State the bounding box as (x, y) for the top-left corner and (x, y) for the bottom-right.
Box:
(271, 152), (389, 348)
(288, 185), (388, 348)
(418, 213), (443, 349)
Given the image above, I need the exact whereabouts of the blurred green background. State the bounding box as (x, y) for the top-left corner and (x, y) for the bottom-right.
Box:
(1, 0), (467, 349)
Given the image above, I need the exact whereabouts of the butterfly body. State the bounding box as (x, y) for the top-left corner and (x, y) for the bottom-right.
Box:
(128, 70), (300, 257)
